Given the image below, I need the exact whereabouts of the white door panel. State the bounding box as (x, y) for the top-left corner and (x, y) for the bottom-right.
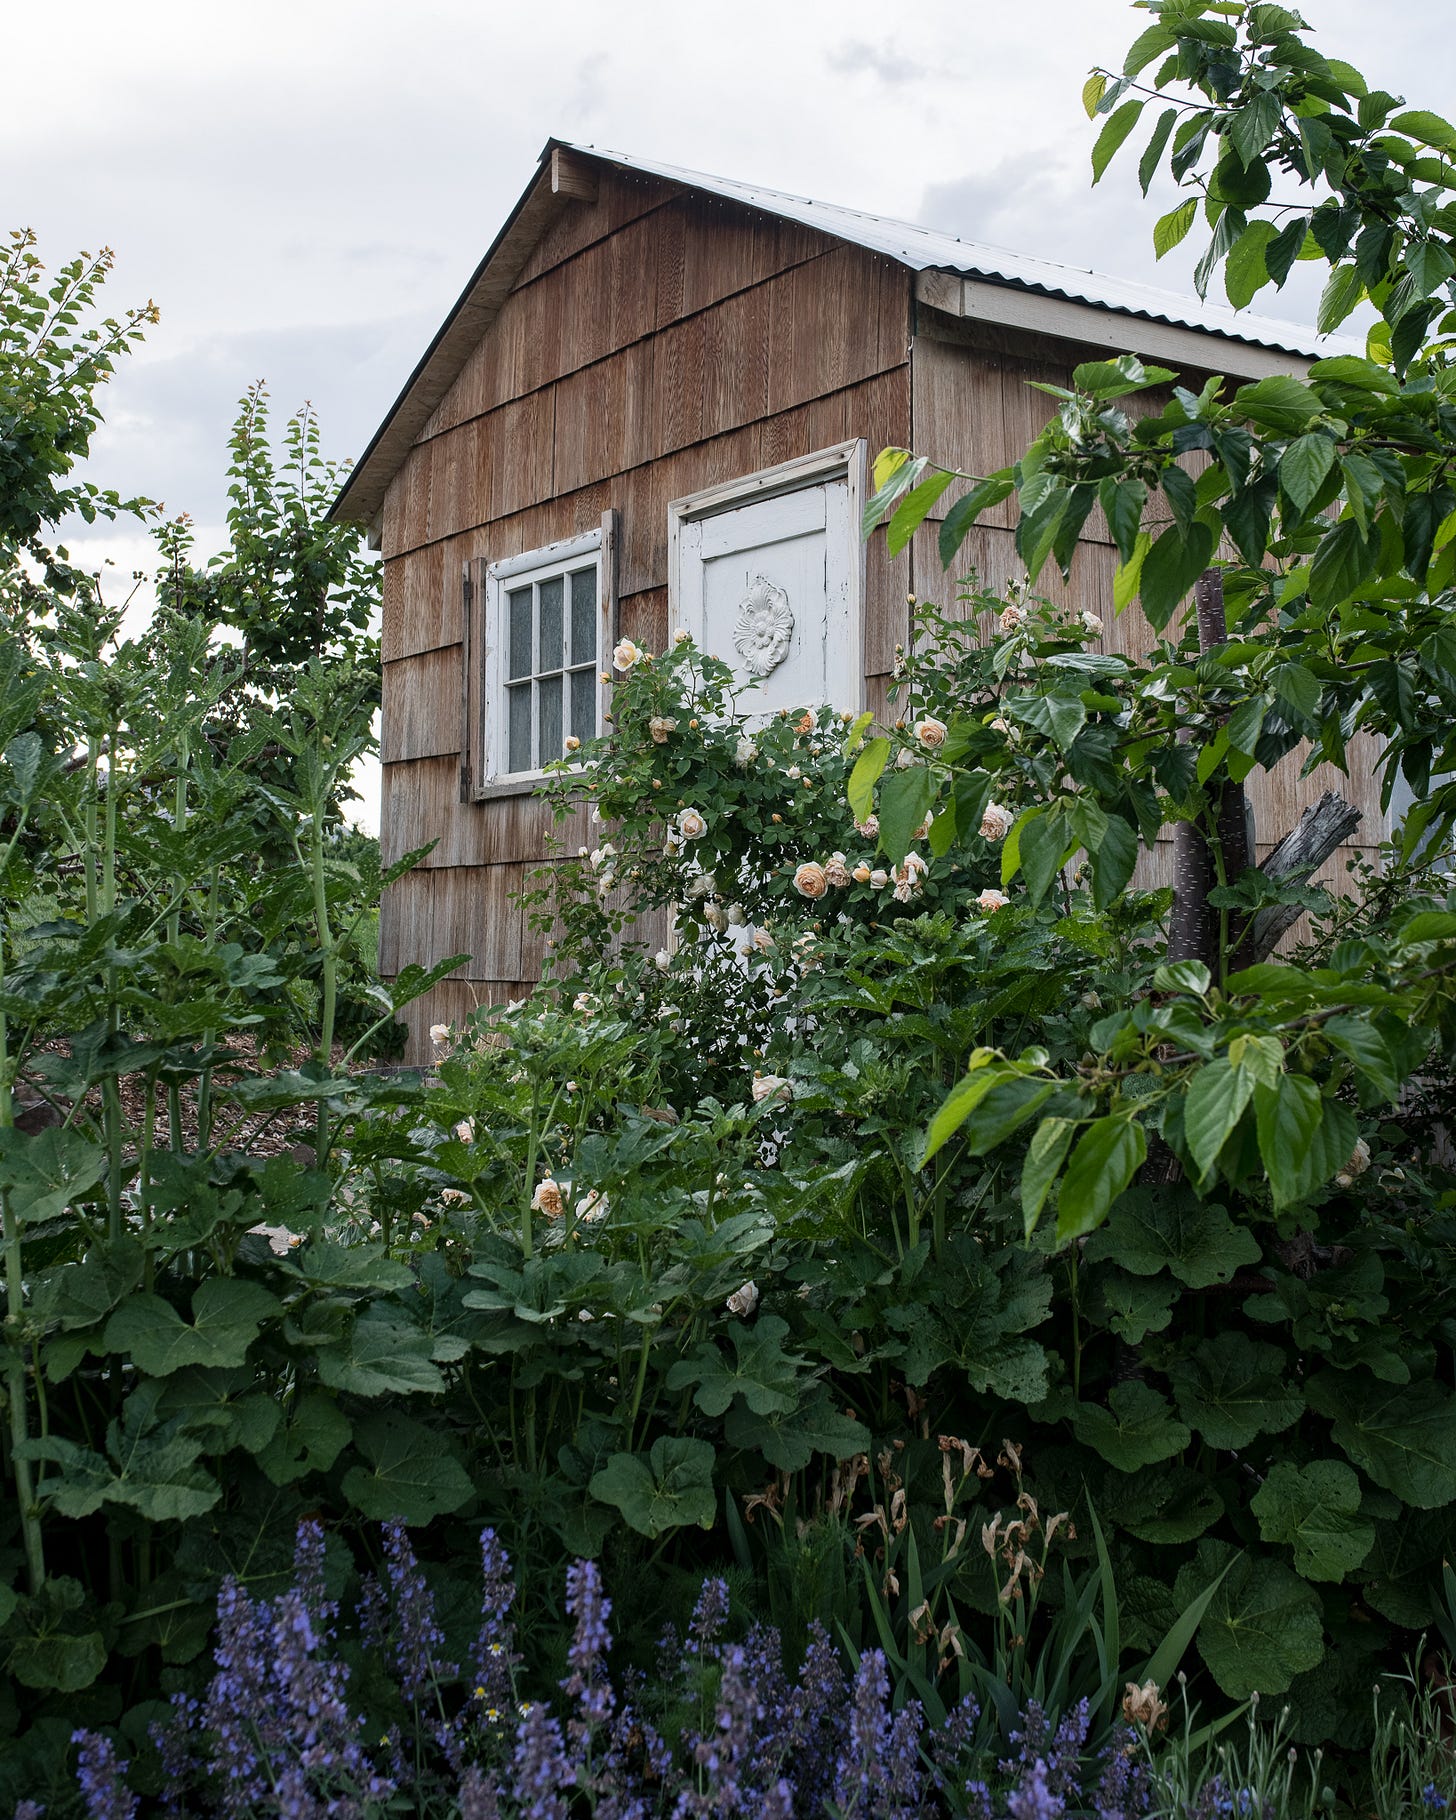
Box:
(673, 449), (862, 718)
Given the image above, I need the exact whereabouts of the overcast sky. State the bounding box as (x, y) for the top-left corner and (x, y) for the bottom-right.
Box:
(7, 0), (1454, 827)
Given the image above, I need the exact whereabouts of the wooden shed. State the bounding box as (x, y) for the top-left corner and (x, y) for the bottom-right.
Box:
(331, 139), (1383, 1062)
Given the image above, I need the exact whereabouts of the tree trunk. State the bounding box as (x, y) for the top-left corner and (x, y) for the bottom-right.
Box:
(1167, 570), (1252, 970)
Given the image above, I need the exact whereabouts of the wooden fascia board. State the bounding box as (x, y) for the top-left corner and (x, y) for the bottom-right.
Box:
(915, 269), (1313, 382)
(330, 145), (601, 527)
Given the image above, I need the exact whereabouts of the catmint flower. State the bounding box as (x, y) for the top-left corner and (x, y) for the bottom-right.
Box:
(383, 1520), (454, 1700)
(71, 1731), (138, 1820)
(687, 1578), (730, 1657)
(472, 1529), (520, 1715)
(512, 1702), (575, 1820)
(563, 1559), (615, 1728)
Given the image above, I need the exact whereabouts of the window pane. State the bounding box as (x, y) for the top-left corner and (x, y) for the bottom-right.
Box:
(538, 576), (564, 674)
(537, 674), (563, 765)
(570, 567), (597, 664)
(507, 684), (532, 774)
(570, 667), (596, 742)
(508, 587), (533, 680)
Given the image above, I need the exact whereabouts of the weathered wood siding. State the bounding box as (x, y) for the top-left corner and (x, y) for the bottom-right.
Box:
(908, 314), (1388, 896)
(379, 168), (914, 1059)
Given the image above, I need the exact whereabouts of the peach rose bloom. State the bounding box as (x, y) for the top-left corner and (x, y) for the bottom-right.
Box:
(793, 861), (829, 899)
(914, 715), (947, 749)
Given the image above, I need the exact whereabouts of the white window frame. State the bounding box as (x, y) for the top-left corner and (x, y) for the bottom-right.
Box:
(479, 527), (607, 792)
(665, 438), (867, 713)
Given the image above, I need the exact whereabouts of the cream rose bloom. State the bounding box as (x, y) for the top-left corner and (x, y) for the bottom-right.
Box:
(672, 627), (691, 646)
(914, 715), (948, 749)
(1336, 1136), (1373, 1187)
(752, 927), (776, 953)
(869, 868), (889, 889)
(1082, 610), (1104, 636)
(573, 991), (601, 1016)
(855, 814), (880, 839)
(977, 888), (1010, 913)
(726, 1280), (760, 1317)
(429, 1022), (451, 1053)
(648, 716), (678, 744)
(578, 1188), (609, 1224)
(704, 901), (728, 932)
(824, 853), (852, 888)
(531, 1177), (565, 1218)
(980, 802), (1015, 842)
(735, 737), (758, 767)
(612, 637), (642, 671)
(1000, 603), (1025, 632)
(793, 861), (829, 899)
(654, 948), (671, 971)
(678, 807), (708, 840)
(454, 1118), (476, 1144)
(751, 1075), (793, 1105)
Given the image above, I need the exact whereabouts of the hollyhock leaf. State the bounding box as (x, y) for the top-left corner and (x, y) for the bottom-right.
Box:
(665, 1315), (808, 1418)
(317, 1311), (446, 1398)
(1252, 1459), (1375, 1580)
(1085, 1187), (1261, 1288)
(1307, 1372), (1456, 1508)
(1072, 1380), (1191, 1469)
(589, 1436), (717, 1537)
(341, 1411), (473, 1525)
(1179, 1542), (1325, 1697)
(256, 1392), (353, 1486)
(1169, 1331), (1304, 1449)
(104, 1279), (281, 1376)
(1090, 1267), (1177, 1343)
(725, 1389), (871, 1472)
(1114, 1463), (1224, 1544)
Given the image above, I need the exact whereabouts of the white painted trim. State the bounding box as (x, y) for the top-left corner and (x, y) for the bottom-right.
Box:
(480, 527), (604, 791)
(667, 440), (867, 712)
(915, 271), (1314, 382)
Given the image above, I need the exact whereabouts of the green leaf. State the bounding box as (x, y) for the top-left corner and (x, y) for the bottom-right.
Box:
(1389, 108), (1456, 153)
(1138, 108), (1178, 196)
(1317, 264), (1366, 335)
(317, 1312), (447, 1397)
(1139, 522), (1216, 631)
(589, 1436), (717, 1538)
(1115, 1463), (1222, 1544)
(1279, 433), (1336, 513)
(1056, 1117), (1147, 1241)
(1322, 1014), (1400, 1102)
(340, 1410), (473, 1525)
(862, 451), (924, 536)
(256, 1392), (352, 1486)
(1019, 807), (1069, 905)
(665, 1315), (807, 1418)
(847, 736), (889, 825)
(1308, 517), (1377, 608)
(1168, 1331), (1303, 1449)
(1254, 1076), (1356, 1207)
(1082, 72), (1108, 118)
(1307, 1372), (1456, 1508)
(104, 1279), (281, 1377)
(725, 1389), (872, 1473)
(887, 468), (954, 558)
(1234, 374), (1323, 435)
(878, 764), (935, 867)
(1153, 959), (1210, 996)
(1251, 1460), (1375, 1581)
(1178, 1543), (1324, 1698)
(5, 1579), (108, 1692)
(938, 473), (1016, 567)
(0, 1127), (107, 1226)
(1085, 1188), (1261, 1288)
(1153, 199), (1198, 260)
(1225, 220), (1278, 310)
(1183, 1058), (1254, 1184)
(1099, 478), (1148, 565)
(956, 1076), (1060, 1158)
(1072, 1381), (1191, 1469)
(1092, 816), (1139, 911)
(1092, 99), (1146, 184)
(1123, 20), (1176, 78)
(920, 1055), (1006, 1166)
(1093, 1268), (1177, 1345)
(1229, 90), (1282, 167)
(1021, 1117), (1076, 1236)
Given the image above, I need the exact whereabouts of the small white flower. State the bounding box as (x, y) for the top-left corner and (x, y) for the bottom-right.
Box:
(824, 854), (852, 888)
(977, 888), (1010, 913)
(454, 1118), (476, 1144)
(786, 764), (802, 781)
(1082, 610), (1104, 636)
(725, 902), (745, 925)
(596, 871), (616, 899)
(869, 868), (889, 889)
(726, 1280), (760, 1317)
(654, 948), (671, 971)
(578, 1188), (609, 1224)
(664, 832), (684, 857)
(648, 716), (678, 744)
(577, 845), (589, 858)
(589, 843), (616, 871)
(573, 991), (601, 1016)
(577, 1307), (596, 1322)
(439, 1187), (471, 1207)
(429, 1023), (451, 1052)
(735, 736), (758, 768)
(612, 638), (643, 671)
(914, 811), (933, 840)
(793, 861), (829, 899)
(1336, 1137), (1372, 1188)
(913, 716), (947, 750)
(980, 802), (1015, 843)
(673, 627), (692, 646)
(678, 807), (708, 840)
(685, 872), (717, 900)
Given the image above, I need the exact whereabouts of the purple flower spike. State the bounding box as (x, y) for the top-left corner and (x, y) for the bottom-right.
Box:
(70, 1731), (137, 1820)
(383, 1519), (456, 1700)
(1009, 1756), (1067, 1820)
(686, 1576), (730, 1658)
(512, 1701), (575, 1820)
(472, 1528), (521, 1714)
(563, 1558), (615, 1729)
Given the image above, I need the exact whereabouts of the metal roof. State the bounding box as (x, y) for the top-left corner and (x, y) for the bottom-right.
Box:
(558, 140), (1342, 362)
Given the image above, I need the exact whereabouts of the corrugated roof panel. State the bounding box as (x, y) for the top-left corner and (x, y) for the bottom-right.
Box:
(560, 140), (1352, 361)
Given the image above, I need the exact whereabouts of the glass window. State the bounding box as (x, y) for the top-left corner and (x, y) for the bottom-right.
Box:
(485, 540), (603, 780)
